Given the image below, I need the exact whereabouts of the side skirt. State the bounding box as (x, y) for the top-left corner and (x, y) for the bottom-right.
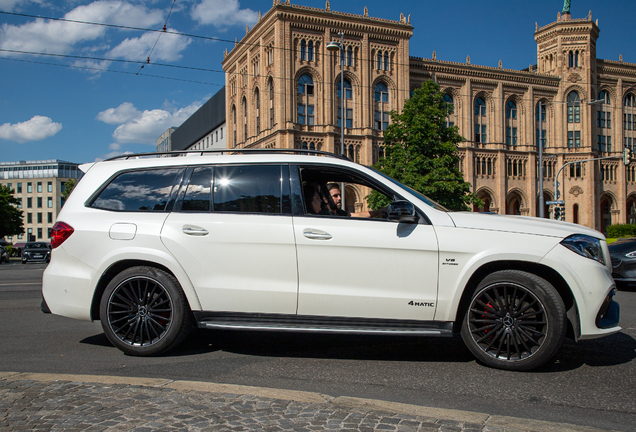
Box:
(193, 312), (454, 336)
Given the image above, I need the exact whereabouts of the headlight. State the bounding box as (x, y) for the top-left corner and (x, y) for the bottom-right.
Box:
(626, 251), (636, 258)
(561, 234), (605, 265)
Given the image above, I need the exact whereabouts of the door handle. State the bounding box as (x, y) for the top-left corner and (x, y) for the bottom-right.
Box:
(182, 225), (209, 236)
(303, 228), (332, 240)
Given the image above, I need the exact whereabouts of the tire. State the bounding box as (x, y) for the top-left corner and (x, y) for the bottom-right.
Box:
(460, 270), (566, 371)
(100, 266), (192, 356)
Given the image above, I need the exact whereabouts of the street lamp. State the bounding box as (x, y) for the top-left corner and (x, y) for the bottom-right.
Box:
(327, 32), (346, 211)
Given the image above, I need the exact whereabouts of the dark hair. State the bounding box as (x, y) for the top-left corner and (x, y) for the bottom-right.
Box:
(326, 182), (340, 192)
(303, 182), (322, 214)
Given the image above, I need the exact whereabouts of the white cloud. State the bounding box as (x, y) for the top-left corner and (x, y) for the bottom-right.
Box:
(108, 28), (191, 62)
(191, 0), (258, 28)
(109, 143), (122, 150)
(0, 115), (62, 143)
(0, 0), (43, 13)
(98, 100), (203, 145)
(97, 102), (141, 125)
(0, 1), (164, 56)
(95, 149), (133, 162)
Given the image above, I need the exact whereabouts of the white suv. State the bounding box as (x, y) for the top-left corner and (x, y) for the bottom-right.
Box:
(42, 150), (620, 371)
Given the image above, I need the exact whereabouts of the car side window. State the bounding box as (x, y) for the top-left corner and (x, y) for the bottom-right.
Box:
(213, 165), (285, 214)
(91, 168), (182, 212)
(182, 167), (212, 212)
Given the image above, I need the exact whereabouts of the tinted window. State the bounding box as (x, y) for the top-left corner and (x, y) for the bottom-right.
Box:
(92, 169), (181, 211)
(182, 167), (212, 212)
(214, 165), (282, 213)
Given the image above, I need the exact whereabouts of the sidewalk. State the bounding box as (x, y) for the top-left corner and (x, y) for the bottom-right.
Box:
(0, 372), (617, 432)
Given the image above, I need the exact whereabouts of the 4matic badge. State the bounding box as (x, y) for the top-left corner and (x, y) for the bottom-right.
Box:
(408, 301), (434, 307)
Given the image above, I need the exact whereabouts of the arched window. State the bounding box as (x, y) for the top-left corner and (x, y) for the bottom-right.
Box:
(624, 93), (636, 152)
(308, 41), (314, 61)
(301, 141), (308, 154)
(337, 79), (353, 128)
(506, 100), (518, 146)
(348, 144), (354, 160)
(568, 51), (574, 68)
(254, 89), (260, 135)
(347, 46), (353, 66)
(474, 97), (487, 143)
(536, 101), (547, 149)
(378, 146), (384, 159)
(231, 105), (236, 146)
(269, 79), (274, 129)
(374, 82), (389, 130)
(574, 50), (579, 67)
(242, 97), (247, 142)
(309, 142), (315, 151)
(377, 51), (382, 70)
(297, 74), (315, 125)
(444, 94), (455, 128)
(597, 90), (612, 152)
(567, 91), (581, 148)
(300, 39), (306, 61)
(384, 52), (389, 71)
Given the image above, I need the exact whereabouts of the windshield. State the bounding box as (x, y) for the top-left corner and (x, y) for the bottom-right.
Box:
(369, 168), (449, 212)
(25, 243), (47, 249)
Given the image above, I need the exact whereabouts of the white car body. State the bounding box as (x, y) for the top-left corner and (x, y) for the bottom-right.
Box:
(42, 151), (621, 370)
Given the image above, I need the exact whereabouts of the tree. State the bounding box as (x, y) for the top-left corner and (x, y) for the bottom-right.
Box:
(368, 80), (478, 211)
(62, 178), (78, 202)
(0, 185), (24, 239)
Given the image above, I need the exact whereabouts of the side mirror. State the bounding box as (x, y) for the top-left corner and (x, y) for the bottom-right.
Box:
(387, 201), (419, 224)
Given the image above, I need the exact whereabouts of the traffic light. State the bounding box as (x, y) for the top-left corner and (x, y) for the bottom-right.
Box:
(624, 147), (632, 166)
(554, 206), (561, 220)
(560, 205), (565, 221)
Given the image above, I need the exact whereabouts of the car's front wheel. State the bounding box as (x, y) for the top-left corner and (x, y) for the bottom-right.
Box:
(460, 270), (566, 371)
(100, 266), (192, 356)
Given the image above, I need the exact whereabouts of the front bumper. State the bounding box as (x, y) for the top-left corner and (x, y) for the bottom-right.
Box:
(596, 290), (620, 329)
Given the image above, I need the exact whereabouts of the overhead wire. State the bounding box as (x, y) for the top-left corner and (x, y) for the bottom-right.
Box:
(137, 0), (178, 75)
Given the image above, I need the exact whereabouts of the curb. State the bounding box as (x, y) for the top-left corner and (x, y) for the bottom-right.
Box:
(0, 371), (618, 432)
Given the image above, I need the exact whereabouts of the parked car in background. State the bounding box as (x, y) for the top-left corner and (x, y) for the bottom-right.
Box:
(609, 239), (636, 288)
(0, 245), (9, 263)
(22, 242), (51, 264)
(42, 149), (621, 371)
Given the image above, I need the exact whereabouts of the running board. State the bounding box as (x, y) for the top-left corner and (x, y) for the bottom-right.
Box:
(193, 312), (454, 336)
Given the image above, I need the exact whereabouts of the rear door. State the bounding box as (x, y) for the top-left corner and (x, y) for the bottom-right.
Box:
(161, 164), (298, 314)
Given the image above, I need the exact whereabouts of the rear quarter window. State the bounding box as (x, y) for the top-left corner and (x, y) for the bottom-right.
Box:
(90, 168), (182, 211)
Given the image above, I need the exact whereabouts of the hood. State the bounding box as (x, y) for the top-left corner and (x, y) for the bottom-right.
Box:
(447, 212), (604, 240)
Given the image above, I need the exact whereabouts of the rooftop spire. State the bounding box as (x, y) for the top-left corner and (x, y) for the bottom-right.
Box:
(562, 0), (571, 14)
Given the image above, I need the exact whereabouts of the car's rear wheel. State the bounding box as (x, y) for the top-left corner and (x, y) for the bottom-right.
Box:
(460, 270), (566, 371)
(100, 266), (192, 356)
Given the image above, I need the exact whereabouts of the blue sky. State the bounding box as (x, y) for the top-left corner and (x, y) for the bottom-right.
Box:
(1, 0), (635, 164)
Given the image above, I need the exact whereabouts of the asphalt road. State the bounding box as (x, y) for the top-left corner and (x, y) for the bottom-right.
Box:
(1, 262), (635, 431)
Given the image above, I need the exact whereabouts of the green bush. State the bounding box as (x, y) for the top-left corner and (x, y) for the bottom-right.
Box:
(606, 224), (636, 238)
(5, 245), (12, 256)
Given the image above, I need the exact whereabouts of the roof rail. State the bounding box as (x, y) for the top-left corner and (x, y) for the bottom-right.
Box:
(105, 148), (350, 161)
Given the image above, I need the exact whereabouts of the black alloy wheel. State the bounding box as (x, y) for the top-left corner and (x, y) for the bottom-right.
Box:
(100, 266), (192, 356)
(461, 270), (566, 371)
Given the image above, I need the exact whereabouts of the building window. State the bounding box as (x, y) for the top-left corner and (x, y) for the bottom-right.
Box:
(337, 79), (353, 128)
(374, 82), (389, 131)
(568, 131), (581, 148)
(253, 61), (258, 77)
(17, 182), (22, 193)
(597, 90), (612, 152)
(567, 91), (580, 123)
(255, 88), (260, 135)
(47, 196), (53, 208)
(444, 94), (455, 128)
(27, 213), (32, 223)
(569, 162), (582, 178)
(384, 52), (389, 71)
(48, 212), (53, 223)
(300, 39), (306, 61)
(220, 127), (223, 139)
(535, 101), (547, 148)
(506, 100), (518, 146)
(17, 197), (21, 209)
(27, 197), (32, 208)
(347, 46), (353, 66)
(37, 197), (42, 208)
(48, 228), (51, 239)
(232, 105), (236, 146)
(27, 182), (32, 193)
(297, 74), (315, 125)
(474, 97), (487, 143)
(242, 97), (247, 141)
(377, 51), (382, 70)
(37, 212), (42, 223)
(37, 228), (42, 239)
(269, 79), (275, 128)
(308, 40), (314, 61)
(625, 93), (636, 152)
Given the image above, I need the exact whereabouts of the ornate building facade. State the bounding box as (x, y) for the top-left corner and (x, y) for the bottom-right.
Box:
(222, 1), (636, 233)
